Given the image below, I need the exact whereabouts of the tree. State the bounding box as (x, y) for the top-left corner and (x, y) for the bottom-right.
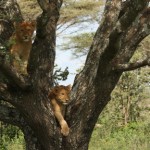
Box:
(111, 69), (149, 125)
(0, 0), (150, 149)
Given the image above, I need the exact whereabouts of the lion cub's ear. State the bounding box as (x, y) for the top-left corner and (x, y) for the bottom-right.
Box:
(48, 87), (58, 99)
(66, 84), (71, 91)
(30, 20), (36, 29)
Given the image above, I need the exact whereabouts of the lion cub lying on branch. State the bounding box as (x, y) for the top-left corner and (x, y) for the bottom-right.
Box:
(48, 85), (71, 136)
(10, 21), (36, 74)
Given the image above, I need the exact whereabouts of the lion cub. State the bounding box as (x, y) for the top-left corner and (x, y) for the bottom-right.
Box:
(48, 85), (71, 136)
(10, 21), (36, 74)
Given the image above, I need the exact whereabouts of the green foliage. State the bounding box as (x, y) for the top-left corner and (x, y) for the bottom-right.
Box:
(57, 0), (103, 54)
(18, 0), (103, 24)
(60, 0), (103, 23)
(62, 32), (94, 57)
(53, 65), (69, 85)
(0, 134), (24, 150)
(0, 123), (24, 150)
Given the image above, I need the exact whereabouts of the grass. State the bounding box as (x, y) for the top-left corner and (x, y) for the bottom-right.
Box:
(89, 122), (150, 150)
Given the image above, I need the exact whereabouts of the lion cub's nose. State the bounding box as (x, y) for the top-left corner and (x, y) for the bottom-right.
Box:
(24, 36), (28, 39)
(66, 99), (69, 101)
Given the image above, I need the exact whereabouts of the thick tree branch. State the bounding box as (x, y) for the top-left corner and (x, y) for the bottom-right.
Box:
(0, 52), (30, 90)
(37, 0), (62, 11)
(113, 58), (150, 71)
(37, 0), (49, 11)
(117, 0), (148, 31)
(112, 7), (150, 65)
(0, 103), (21, 126)
(35, 0), (60, 38)
(58, 0), (63, 9)
(28, 0), (63, 91)
(78, 0), (122, 80)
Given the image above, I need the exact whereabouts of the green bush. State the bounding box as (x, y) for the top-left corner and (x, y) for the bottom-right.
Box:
(0, 124), (24, 150)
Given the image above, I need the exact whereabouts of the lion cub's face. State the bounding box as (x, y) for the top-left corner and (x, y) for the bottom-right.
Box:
(14, 21), (36, 42)
(49, 85), (71, 105)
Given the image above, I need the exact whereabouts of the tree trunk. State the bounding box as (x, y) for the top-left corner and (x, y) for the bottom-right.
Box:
(0, 0), (149, 150)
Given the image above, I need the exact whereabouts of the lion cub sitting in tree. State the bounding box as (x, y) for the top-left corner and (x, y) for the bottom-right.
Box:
(48, 85), (71, 136)
(10, 21), (36, 74)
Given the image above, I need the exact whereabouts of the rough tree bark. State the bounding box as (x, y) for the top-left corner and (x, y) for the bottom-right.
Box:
(0, 0), (150, 150)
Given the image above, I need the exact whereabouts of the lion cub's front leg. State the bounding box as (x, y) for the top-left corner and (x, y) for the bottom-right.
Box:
(54, 111), (70, 136)
(51, 99), (69, 136)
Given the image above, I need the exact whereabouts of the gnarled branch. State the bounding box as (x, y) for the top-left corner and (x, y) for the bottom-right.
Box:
(112, 58), (150, 71)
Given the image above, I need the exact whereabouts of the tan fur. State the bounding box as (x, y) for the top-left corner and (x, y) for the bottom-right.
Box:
(10, 21), (36, 74)
(48, 85), (71, 136)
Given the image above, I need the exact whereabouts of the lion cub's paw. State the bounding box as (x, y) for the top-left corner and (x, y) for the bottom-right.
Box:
(61, 122), (70, 136)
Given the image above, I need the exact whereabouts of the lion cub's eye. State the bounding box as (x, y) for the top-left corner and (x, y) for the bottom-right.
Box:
(61, 93), (65, 95)
(20, 29), (24, 32)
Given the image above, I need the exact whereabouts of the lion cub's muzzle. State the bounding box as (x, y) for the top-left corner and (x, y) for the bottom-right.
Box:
(57, 99), (70, 105)
(22, 35), (31, 42)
